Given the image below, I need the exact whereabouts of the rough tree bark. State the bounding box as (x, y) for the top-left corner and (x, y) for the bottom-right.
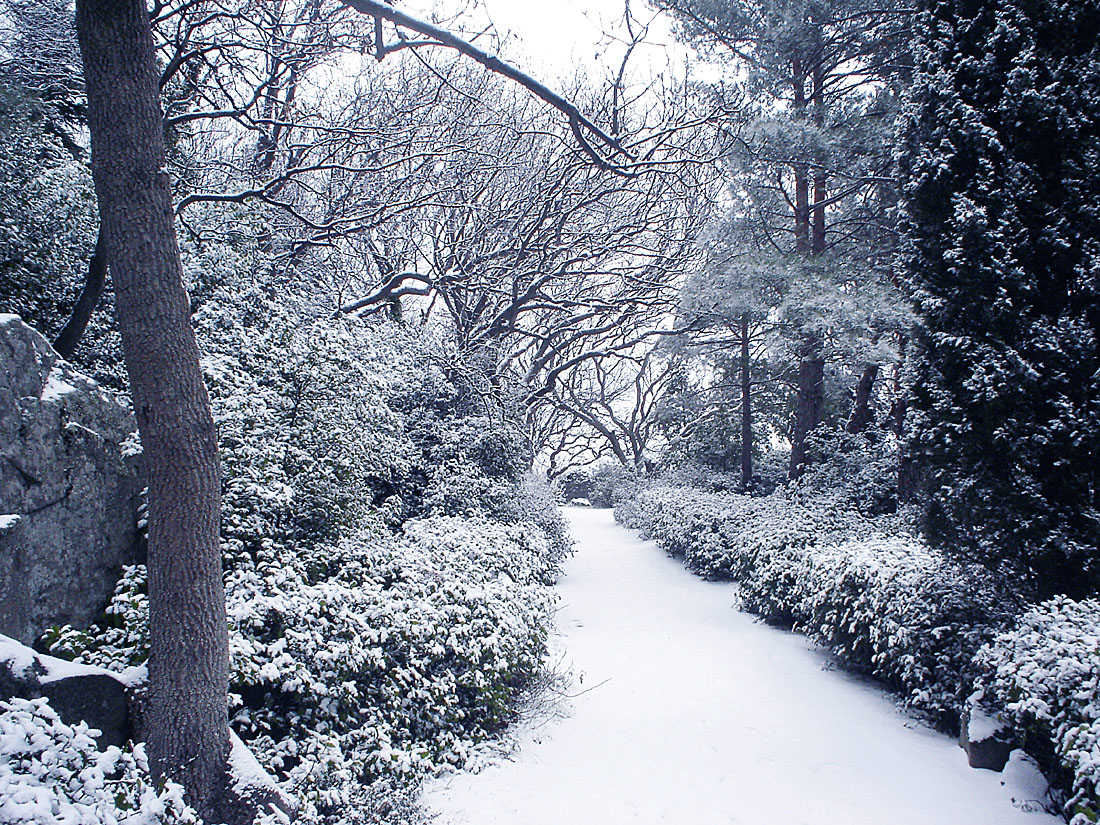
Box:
(789, 336), (825, 480)
(792, 59), (810, 255)
(74, 1), (231, 819)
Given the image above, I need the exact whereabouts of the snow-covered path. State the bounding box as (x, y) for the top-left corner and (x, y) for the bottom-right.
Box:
(421, 507), (1056, 825)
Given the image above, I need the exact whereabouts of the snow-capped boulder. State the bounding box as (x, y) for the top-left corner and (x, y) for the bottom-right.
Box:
(0, 632), (141, 748)
(959, 695), (1015, 771)
(1001, 750), (1054, 813)
(0, 315), (143, 644)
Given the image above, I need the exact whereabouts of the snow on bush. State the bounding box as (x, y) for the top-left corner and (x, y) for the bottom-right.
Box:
(42, 299), (565, 823)
(47, 513), (557, 823)
(616, 485), (1013, 729)
(621, 484), (1100, 812)
(978, 597), (1100, 823)
(0, 697), (198, 825)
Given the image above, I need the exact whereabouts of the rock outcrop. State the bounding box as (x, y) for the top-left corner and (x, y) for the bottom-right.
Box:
(1, 633), (296, 821)
(0, 314), (143, 645)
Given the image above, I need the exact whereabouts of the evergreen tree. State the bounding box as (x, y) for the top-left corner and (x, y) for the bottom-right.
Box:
(900, 0), (1100, 598)
(660, 0), (911, 479)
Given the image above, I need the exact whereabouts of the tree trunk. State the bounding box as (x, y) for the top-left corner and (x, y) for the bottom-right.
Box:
(74, 2), (231, 820)
(788, 57), (827, 482)
(788, 338), (825, 481)
(792, 60), (810, 254)
(739, 313), (753, 491)
(846, 363), (878, 434)
(53, 225), (108, 360)
(811, 62), (826, 257)
(812, 170), (826, 254)
(890, 335), (919, 504)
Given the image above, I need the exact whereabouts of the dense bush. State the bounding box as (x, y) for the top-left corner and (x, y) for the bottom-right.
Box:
(620, 483), (1100, 813)
(616, 485), (1013, 730)
(557, 465), (641, 509)
(0, 80), (127, 392)
(48, 513), (558, 822)
(900, 0), (1100, 601)
(795, 425), (903, 515)
(42, 290), (568, 823)
(0, 697), (199, 825)
(978, 598), (1100, 824)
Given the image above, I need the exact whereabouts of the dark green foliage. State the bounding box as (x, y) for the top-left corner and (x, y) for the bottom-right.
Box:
(0, 78), (126, 391)
(900, 0), (1100, 597)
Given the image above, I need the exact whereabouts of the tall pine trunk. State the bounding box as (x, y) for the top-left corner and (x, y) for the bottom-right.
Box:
(788, 56), (827, 481)
(846, 363), (878, 434)
(74, 2), (231, 819)
(739, 313), (753, 491)
(789, 337), (825, 480)
(792, 59), (810, 255)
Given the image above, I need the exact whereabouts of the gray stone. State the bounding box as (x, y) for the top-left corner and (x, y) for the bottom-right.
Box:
(41, 673), (132, 748)
(0, 314), (143, 644)
(2, 635), (289, 813)
(0, 633), (137, 748)
(959, 702), (1015, 771)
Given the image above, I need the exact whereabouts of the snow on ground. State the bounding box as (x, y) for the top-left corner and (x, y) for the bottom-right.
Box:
(421, 507), (1058, 825)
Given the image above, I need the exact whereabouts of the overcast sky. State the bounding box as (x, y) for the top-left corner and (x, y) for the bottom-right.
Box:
(402, 0), (693, 85)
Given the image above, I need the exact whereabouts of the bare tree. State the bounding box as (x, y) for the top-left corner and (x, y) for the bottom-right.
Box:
(68, 2), (710, 819)
(543, 346), (677, 473)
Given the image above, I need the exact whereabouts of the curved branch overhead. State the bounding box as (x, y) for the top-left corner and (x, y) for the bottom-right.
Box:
(338, 0), (641, 174)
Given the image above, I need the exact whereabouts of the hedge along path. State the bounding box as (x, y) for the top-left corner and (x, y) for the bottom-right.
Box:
(422, 508), (1056, 825)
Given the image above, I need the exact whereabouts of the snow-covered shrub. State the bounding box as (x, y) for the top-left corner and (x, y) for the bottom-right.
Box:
(0, 697), (199, 824)
(48, 512), (557, 821)
(224, 516), (556, 786)
(414, 418), (520, 519)
(555, 465), (641, 508)
(978, 598), (1100, 824)
(40, 271), (568, 821)
(617, 484), (1013, 729)
(43, 564), (148, 669)
(197, 298), (422, 553)
(492, 474), (571, 582)
(776, 536), (1012, 728)
(0, 80), (126, 392)
(654, 463), (743, 494)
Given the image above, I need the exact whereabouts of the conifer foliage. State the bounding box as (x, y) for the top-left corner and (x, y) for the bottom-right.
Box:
(900, 0), (1100, 598)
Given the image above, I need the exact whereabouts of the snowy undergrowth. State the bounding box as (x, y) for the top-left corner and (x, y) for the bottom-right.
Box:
(0, 698), (198, 825)
(44, 515), (558, 824)
(979, 598), (1100, 824)
(35, 305), (570, 824)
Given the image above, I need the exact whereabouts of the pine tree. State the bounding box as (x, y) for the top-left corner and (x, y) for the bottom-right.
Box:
(660, 0), (911, 479)
(900, 0), (1100, 598)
